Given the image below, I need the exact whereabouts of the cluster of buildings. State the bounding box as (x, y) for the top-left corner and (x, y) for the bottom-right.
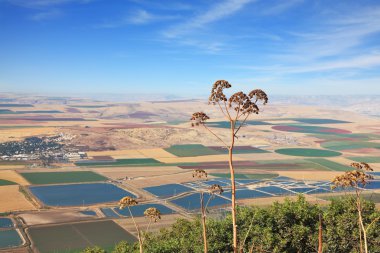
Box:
(0, 133), (88, 162)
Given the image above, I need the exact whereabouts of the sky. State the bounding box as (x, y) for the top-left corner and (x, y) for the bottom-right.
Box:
(1, 0), (380, 98)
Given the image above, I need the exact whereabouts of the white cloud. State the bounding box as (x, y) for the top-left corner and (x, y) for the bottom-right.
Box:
(30, 9), (62, 21)
(7, 0), (93, 8)
(95, 10), (178, 28)
(163, 0), (254, 38)
(259, 0), (303, 15)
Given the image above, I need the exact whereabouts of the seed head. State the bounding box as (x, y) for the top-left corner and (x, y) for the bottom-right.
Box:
(208, 184), (224, 195)
(144, 207), (161, 222)
(193, 169), (208, 178)
(248, 89), (268, 105)
(190, 112), (210, 126)
(119, 196), (138, 209)
(209, 80), (232, 104)
(228, 91), (260, 115)
(332, 162), (374, 190)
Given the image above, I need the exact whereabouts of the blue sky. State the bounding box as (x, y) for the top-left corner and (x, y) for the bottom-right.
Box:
(1, 0), (380, 97)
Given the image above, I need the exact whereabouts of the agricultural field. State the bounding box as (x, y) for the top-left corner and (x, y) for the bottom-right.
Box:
(1, 97), (380, 252)
(28, 220), (135, 253)
(20, 171), (107, 185)
(29, 183), (136, 207)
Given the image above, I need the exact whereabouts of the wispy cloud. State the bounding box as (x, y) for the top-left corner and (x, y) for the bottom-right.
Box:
(259, 0), (303, 15)
(7, 0), (93, 8)
(163, 0), (254, 38)
(29, 9), (62, 21)
(243, 53), (380, 74)
(96, 9), (178, 28)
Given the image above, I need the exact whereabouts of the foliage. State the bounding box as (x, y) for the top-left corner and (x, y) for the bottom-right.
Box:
(81, 246), (106, 253)
(81, 196), (380, 253)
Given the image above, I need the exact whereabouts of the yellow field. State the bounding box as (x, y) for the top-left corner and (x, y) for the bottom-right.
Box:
(0, 165), (26, 170)
(87, 149), (145, 158)
(126, 171), (204, 188)
(138, 148), (177, 158)
(0, 185), (35, 212)
(94, 166), (184, 179)
(114, 214), (186, 234)
(0, 127), (57, 142)
(276, 170), (342, 181)
(0, 170), (29, 185)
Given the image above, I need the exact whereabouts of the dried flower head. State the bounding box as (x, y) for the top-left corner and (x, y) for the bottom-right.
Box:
(144, 207), (161, 222)
(248, 89), (268, 105)
(208, 184), (224, 195)
(228, 91), (260, 115)
(209, 80), (232, 104)
(332, 162), (374, 190)
(191, 112), (210, 126)
(119, 196), (138, 209)
(193, 169), (208, 178)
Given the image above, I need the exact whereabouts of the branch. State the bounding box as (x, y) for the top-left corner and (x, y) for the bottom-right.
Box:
(233, 101), (241, 130)
(366, 215), (380, 233)
(240, 217), (255, 252)
(202, 123), (229, 148)
(217, 101), (229, 121)
(128, 207), (142, 244)
(223, 100), (232, 120)
(234, 113), (250, 136)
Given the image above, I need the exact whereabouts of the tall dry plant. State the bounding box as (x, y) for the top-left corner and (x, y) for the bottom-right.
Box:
(192, 169), (224, 253)
(318, 213), (323, 253)
(332, 162), (379, 253)
(191, 80), (268, 252)
(119, 196), (161, 253)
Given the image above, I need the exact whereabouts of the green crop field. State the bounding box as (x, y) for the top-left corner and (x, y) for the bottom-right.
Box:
(75, 158), (162, 167)
(0, 179), (17, 186)
(20, 171), (107, 185)
(307, 158), (352, 171)
(164, 144), (221, 157)
(28, 220), (136, 253)
(290, 118), (350, 124)
(211, 173), (278, 180)
(348, 156), (380, 163)
(275, 148), (342, 157)
(320, 141), (380, 151)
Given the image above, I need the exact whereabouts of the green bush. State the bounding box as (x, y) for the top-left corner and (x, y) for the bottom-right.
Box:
(81, 196), (380, 253)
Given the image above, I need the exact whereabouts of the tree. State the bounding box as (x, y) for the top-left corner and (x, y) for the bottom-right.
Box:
(191, 80), (268, 252)
(332, 162), (380, 253)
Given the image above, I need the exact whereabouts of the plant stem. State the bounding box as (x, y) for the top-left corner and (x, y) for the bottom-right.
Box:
(318, 213), (323, 253)
(128, 207), (143, 253)
(200, 192), (208, 253)
(229, 120), (238, 253)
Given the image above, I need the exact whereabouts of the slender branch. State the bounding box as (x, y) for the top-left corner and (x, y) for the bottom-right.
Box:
(223, 100), (232, 120)
(217, 101), (229, 120)
(202, 124), (229, 148)
(233, 102), (241, 130)
(234, 113), (250, 136)
(128, 206), (143, 251)
(240, 217), (255, 251)
(142, 219), (153, 245)
(366, 215), (380, 232)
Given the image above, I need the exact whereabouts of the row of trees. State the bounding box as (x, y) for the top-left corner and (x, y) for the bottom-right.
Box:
(82, 196), (380, 253)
